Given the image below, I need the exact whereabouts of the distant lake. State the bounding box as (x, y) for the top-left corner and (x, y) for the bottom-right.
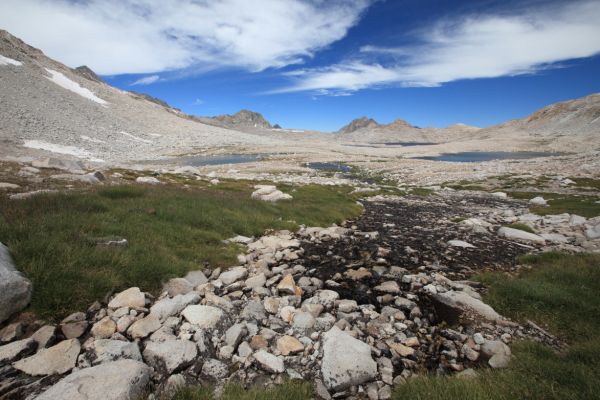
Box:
(378, 142), (437, 146)
(305, 162), (352, 172)
(413, 151), (560, 162)
(182, 154), (266, 166)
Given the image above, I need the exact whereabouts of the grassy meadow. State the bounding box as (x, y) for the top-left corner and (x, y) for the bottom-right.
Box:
(0, 180), (362, 319)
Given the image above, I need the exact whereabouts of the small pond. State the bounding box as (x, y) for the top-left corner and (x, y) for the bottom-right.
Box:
(413, 151), (560, 163)
(181, 154), (266, 166)
(305, 162), (352, 172)
(378, 142), (437, 146)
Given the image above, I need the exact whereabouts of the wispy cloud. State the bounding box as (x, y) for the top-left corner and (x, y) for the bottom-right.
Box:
(192, 98), (204, 106)
(276, 0), (600, 93)
(131, 74), (160, 86)
(0, 0), (373, 75)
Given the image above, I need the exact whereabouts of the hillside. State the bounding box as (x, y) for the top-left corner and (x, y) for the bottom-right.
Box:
(0, 30), (279, 164)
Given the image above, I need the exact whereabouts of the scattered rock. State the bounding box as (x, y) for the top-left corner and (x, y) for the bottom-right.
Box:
(321, 326), (377, 391)
(254, 349), (285, 373)
(497, 227), (545, 244)
(127, 314), (161, 339)
(108, 287), (146, 309)
(35, 359), (151, 400)
(529, 196), (547, 206)
(431, 290), (502, 323)
(135, 176), (160, 184)
(181, 305), (227, 329)
(13, 338), (80, 376)
(276, 335), (304, 355)
(251, 185), (293, 202)
(163, 277), (194, 296)
(60, 312), (89, 339)
(219, 267), (248, 285)
(143, 339), (197, 374)
(91, 316), (117, 339)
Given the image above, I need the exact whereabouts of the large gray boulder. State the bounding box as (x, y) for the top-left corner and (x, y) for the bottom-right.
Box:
(14, 338), (80, 376)
(0, 243), (32, 323)
(431, 290), (502, 324)
(142, 339), (197, 374)
(78, 339), (142, 367)
(35, 359), (151, 400)
(497, 227), (545, 244)
(321, 326), (377, 391)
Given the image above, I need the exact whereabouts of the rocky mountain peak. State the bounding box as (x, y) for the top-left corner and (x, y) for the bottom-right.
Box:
(73, 66), (103, 83)
(214, 109), (272, 129)
(337, 117), (380, 134)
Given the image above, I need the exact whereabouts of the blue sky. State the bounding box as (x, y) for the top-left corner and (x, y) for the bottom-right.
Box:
(1, 0), (600, 131)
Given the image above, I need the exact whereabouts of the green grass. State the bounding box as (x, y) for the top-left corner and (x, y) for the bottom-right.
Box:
(507, 191), (600, 218)
(505, 223), (535, 233)
(393, 252), (600, 400)
(172, 382), (313, 400)
(569, 177), (600, 190)
(0, 182), (361, 319)
(410, 187), (435, 197)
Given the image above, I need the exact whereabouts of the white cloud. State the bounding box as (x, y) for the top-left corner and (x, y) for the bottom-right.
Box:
(277, 0), (600, 93)
(131, 75), (160, 86)
(0, 0), (372, 75)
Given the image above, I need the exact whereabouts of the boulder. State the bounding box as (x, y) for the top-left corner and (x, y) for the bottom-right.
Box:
(91, 316), (116, 339)
(0, 338), (36, 362)
(480, 340), (511, 368)
(585, 224), (600, 240)
(135, 176), (160, 184)
(79, 339), (142, 366)
(529, 196), (547, 206)
(150, 292), (200, 321)
(374, 281), (401, 294)
(497, 227), (545, 244)
(13, 338), (80, 376)
(277, 274), (298, 295)
(60, 312), (88, 339)
(0, 243), (32, 323)
(143, 339), (197, 374)
(219, 267), (248, 285)
(321, 326), (377, 391)
(183, 270), (209, 286)
(127, 314), (161, 339)
(181, 305), (227, 329)
(447, 240), (476, 249)
(201, 358), (229, 380)
(431, 290), (502, 323)
(108, 287), (145, 309)
(251, 185), (292, 202)
(163, 278), (194, 296)
(303, 290), (339, 310)
(276, 335), (304, 355)
(35, 359), (151, 400)
(254, 349), (285, 373)
(569, 214), (586, 226)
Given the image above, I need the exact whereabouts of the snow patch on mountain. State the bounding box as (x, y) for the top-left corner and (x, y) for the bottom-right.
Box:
(120, 131), (153, 144)
(23, 140), (104, 162)
(81, 135), (106, 144)
(0, 54), (22, 66)
(44, 68), (108, 106)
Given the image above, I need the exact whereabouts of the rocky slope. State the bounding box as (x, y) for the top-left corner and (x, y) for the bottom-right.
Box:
(336, 116), (481, 144)
(335, 94), (600, 151)
(0, 30), (281, 165)
(475, 93), (600, 151)
(3, 187), (598, 399)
